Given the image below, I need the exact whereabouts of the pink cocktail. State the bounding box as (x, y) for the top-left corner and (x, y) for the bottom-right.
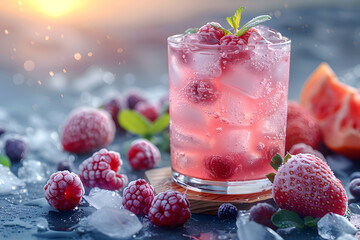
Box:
(168, 23), (290, 194)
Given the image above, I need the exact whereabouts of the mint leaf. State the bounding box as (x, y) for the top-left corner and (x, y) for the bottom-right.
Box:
(118, 110), (151, 136)
(271, 210), (304, 229)
(0, 155), (10, 167)
(184, 28), (199, 35)
(150, 113), (169, 135)
(209, 23), (232, 36)
(304, 216), (320, 228)
(236, 15), (271, 37)
(226, 7), (244, 34)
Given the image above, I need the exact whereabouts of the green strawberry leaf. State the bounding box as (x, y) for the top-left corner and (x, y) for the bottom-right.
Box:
(0, 155), (11, 167)
(271, 209), (304, 229)
(184, 28), (199, 35)
(150, 113), (170, 135)
(209, 23), (232, 36)
(270, 153), (283, 171)
(226, 7), (244, 34)
(118, 110), (151, 136)
(266, 172), (276, 183)
(304, 216), (320, 228)
(236, 15), (272, 37)
(283, 153), (292, 165)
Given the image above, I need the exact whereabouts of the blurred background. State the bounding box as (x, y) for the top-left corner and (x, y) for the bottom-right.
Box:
(0, 0), (359, 118)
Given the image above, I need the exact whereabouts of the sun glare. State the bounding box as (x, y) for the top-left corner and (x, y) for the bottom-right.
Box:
(26, 0), (86, 17)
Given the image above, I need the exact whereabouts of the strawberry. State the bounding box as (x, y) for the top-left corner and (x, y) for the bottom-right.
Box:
(286, 101), (322, 152)
(266, 153), (347, 218)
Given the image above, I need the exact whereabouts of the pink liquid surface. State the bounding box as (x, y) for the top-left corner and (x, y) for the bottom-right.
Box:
(168, 26), (290, 182)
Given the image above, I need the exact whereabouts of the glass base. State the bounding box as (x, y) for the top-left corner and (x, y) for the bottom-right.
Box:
(172, 170), (272, 195)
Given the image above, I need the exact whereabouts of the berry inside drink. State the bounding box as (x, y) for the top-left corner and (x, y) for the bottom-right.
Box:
(168, 12), (291, 194)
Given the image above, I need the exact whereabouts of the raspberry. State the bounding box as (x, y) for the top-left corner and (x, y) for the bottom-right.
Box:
(134, 102), (159, 122)
(4, 138), (27, 162)
(184, 79), (218, 104)
(249, 203), (276, 229)
(61, 108), (115, 154)
(126, 91), (146, 110)
(272, 153), (347, 218)
(44, 171), (84, 212)
(289, 143), (326, 161)
(103, 97), (124, 130)
(218, 203), (238, 219)
(240, 28), (262, 44)
(350, 179), (360, 199)
(148, 190), (191, 228)
(184, 32), (219, 45)
(79, 148), (127, 190)
(122, 179), (155, 215)
(286, 101), (322, 152)
(198, 22), (225, 41)
(205, 155), (235, 180)
(220, 35), (246, 46)
(219, 35), (250, 68)
(127, 139), (160, 170)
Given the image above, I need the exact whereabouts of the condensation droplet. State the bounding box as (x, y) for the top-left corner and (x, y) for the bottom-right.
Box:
(49, 71), (54, 77)
(87, 52), (93, 57)
(45, 35), (49, 41)
(62, 68), (66, 73)
(4, 29), (9, 35)
(74, 53), (81, 61)
(37, 80), (42, 85)
(24, 60), (35, 71)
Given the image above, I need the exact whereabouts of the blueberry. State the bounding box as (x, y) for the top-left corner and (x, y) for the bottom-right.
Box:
(0, 127), (5, 136)
(126, 91), (146, 110)
(249, 203), (277, 229)
(218, 203), (238, 219)
(103, 97), (124, 130)
(350, 172), (360, 181)
(57, 160), (74, 172)
(4, 138), (27, 162)
(350, 179), (360, 199)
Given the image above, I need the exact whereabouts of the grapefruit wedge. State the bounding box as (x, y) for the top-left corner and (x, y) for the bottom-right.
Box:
(300, 63), (360, 159)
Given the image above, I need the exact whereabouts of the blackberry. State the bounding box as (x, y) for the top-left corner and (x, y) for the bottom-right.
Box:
(218, 203), (238, 219)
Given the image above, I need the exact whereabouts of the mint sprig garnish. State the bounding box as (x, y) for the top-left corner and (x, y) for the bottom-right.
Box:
(271, 209), (320, 229)
(118, 110), (169, 141)
(210, 7), (271, 37)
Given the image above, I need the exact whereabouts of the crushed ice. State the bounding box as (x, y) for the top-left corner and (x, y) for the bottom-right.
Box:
(0, 165), (26, 195)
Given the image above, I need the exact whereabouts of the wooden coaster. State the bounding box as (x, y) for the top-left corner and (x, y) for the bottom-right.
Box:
(145, 167), (274, 215)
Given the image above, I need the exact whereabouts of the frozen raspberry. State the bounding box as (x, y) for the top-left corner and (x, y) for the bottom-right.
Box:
(61, 108), (115, 154)
(289, 143), (326, 161)
(127, 139), (160, 170)
(205, 155), (235, 180)
(198, 22), (225, 41)
(134, 102), (159, 122)
(184, 32), (219, 45)
(126, 91), (146, 110)
(148, 190), (191, 228)
(4, 138), (27, 162)
(240, 28), (262, 44)
(122, 179), (155, 215)
(350, 179), (360, 199)
(103, 97), (124, 130)
(249, 203), (277, 229)
(220, 34), (246, 46)
(44, 171), (85, 212)
(184, 79), (218, 104)
(218, 203), (238, 219)
(220, 35), (250, 67)
(79, 148), (127, 190)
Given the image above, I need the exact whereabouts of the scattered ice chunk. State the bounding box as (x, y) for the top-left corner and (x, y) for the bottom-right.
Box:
(36, 217), (49, 232)
(83, 188), (122, 209)
(336, 234), (357, 240)
(317, 213), (357, 240)
(237, 220), (283, 240)
(349, 203), (360, 214)
(88, 207), (142, 238)
(0, 165), (26, 195)
(18, 159), (49, 183)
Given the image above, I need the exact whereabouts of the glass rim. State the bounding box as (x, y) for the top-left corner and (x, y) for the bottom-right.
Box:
(167, 33), (291, 49)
